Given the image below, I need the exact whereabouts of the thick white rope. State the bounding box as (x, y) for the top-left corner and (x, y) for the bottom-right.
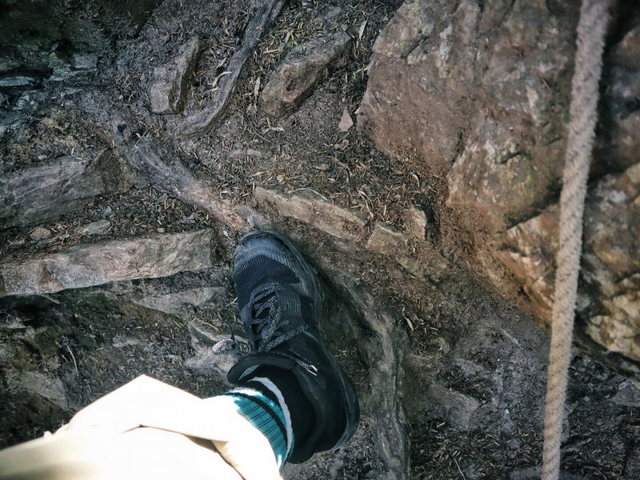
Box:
(541, 1), (612, 479)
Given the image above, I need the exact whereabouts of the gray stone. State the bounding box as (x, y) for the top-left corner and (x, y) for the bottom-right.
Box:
(0, 151), (135, 229)
(338, 109), (353, 132)
(0, 76), (38, 88)
(424, 383), (480, 431)
(188, 319), (226, 346)
(112, 335), (140, 349)
(76, 220), (111, 237)
(29, 226), (52, 242)
(255, 187), (366, 241)
(48, 49), (98, 84)
(149, 36), (201, 114)
(134, 287), (221, 316)
(186, 320), (248, 380)
(0, 230), (216, 296)
(261, 33), (352, 116)
(366, 223), (407, 254)
(612, 379), (640, 407)
(0, 111), (20, 138)
(15, 371), (69, 411)
(72, 53), (98, 71)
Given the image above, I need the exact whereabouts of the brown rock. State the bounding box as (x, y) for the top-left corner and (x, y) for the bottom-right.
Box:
(261, 33), (351, 116)
(495, 205), (559, 322)
(0, 230), (216, 296)
(587, 292), (640, 362)
(357, 0), (640, 367)
(584, 162), (640, 297)
(494, 162), (640, 361)
(580, 163), (640, 359)
(255, 187), (366, 241)
(149, 36), (201, 115)
(447, 119), (563, 233)
(359, 0), (574, 196)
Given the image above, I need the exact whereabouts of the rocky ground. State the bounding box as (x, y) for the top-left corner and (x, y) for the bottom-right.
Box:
(1, 0), (639, 479)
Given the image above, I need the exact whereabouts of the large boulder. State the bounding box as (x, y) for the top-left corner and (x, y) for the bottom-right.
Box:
(359, 0), (640, 366)
(359, 0), (575, 233)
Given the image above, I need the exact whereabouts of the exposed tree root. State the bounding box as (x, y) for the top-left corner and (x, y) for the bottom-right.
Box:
(180, 0), (287, 137)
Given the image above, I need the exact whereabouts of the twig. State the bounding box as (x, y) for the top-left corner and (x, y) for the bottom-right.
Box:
(65, 342), (79, 376)
(453, 456), (467, 480)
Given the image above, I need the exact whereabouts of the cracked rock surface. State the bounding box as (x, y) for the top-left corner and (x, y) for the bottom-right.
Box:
(359, 0), (640, 367)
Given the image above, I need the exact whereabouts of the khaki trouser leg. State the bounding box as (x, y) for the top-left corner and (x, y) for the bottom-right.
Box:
(0, 376), (282, 480)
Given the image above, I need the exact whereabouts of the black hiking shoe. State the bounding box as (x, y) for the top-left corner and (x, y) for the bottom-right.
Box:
(227, 230), (360, 463)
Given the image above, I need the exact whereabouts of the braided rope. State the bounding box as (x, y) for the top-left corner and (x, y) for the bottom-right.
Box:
(541, 1), (612, 479)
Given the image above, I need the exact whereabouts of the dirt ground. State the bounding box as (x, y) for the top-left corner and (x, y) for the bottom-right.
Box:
(1, 0), (639, 478)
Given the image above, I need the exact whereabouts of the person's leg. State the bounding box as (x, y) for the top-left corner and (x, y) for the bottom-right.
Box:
(0, 375), (279, 480)
(225, 230), (360, 464)
(0, 230), (359, 479)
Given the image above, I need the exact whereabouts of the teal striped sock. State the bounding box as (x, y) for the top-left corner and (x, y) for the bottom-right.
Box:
(225, 387), (293, 468)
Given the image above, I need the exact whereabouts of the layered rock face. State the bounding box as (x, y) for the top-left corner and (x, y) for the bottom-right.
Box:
(358, 0), (640, 363)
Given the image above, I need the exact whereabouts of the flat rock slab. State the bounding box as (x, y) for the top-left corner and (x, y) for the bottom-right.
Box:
(0, 230), (216, 296)
(134, 286), (222, 316)
(366, 222), (408, 254)
(255, 187), (366, 241)
(261, 32), (351, 116)
(149, 36), (201, 114)
(0, 151), (135, 229)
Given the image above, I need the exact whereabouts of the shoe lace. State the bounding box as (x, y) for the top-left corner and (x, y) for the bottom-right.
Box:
(248, 283), (318, 374)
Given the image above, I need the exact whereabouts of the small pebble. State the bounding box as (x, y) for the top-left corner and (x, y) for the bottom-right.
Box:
(76, 220), (111, 237)
(29, 226), (52, 241)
